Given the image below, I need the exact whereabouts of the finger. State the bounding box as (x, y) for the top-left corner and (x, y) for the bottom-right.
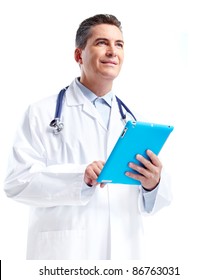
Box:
(92, 161), (105, 174)
(94, 161), (105, 173)
(128, 162), (150, 178)
(135, 154), (154, 172)
(126, 167), (160, 190)
(85, 160), (105, 186)
(85, 164), (99, 185)
(85, 169), (98, 185)
(146, 150), (162, 167)
(125, 170), (145, 182)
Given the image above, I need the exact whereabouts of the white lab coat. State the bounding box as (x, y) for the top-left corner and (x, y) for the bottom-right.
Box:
(4, 79), (172, 260)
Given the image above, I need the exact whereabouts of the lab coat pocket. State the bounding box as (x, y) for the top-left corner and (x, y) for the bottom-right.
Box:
(30, 229), (86, 260)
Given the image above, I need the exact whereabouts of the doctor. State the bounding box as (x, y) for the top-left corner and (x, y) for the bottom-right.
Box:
(4, 14), (171, 260)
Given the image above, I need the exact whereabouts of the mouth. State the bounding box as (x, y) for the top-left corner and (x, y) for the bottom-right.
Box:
(101, 60), (118, 65)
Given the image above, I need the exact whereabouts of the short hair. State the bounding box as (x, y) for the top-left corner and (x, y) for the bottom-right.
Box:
(75, 14), (122, 49)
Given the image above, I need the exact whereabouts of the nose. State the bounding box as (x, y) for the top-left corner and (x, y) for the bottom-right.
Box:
(106, 45), (117, 57)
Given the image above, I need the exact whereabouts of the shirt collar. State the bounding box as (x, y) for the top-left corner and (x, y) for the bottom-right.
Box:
(75, 77), (113, 107)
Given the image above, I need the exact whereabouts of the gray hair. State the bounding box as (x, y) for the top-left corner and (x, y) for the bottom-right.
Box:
(75, 14), (122, 49)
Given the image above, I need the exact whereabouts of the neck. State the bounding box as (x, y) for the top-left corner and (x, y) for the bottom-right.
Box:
(79, 76), (113, 97)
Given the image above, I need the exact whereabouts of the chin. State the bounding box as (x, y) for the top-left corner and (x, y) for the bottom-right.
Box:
(101, 71), (120, 80)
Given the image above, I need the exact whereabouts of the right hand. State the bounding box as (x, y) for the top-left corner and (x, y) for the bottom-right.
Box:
(84, 160), (105, 188)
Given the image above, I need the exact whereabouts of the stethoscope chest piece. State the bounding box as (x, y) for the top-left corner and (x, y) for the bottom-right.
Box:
(49, 87), (67, 134)
(50, 118), (64, 134)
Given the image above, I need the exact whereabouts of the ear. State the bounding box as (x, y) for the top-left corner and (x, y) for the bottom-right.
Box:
(74, 48), (82, 64)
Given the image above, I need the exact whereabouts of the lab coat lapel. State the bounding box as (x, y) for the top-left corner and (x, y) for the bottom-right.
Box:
(82, 102), (106, 130)
(107, 96), (125, 156)
(66, 79), (107, 130)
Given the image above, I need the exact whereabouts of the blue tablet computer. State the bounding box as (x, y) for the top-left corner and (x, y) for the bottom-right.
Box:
(97, 121), (174, 185)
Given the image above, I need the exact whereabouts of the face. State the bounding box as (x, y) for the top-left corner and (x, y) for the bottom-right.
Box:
(75, 24), (124, 86)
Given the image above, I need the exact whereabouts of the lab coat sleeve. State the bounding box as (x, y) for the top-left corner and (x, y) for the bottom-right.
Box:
(138, 168), (172, 214)
(4, 107), (96, 207)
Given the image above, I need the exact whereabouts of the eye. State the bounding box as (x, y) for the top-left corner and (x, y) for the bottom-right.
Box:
(97, 40), (107, 46)
(116, 42), (124, 48)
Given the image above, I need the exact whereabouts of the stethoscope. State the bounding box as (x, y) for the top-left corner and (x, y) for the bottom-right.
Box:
(50, 87), (137, 134)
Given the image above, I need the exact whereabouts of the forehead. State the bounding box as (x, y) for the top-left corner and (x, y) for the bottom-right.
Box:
(88, 24), (123, 42)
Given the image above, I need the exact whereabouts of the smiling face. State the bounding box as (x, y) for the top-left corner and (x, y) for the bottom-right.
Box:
(74, 24), (124, 94)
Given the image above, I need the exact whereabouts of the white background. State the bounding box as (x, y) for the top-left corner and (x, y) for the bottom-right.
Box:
(0, 0), (218, 279)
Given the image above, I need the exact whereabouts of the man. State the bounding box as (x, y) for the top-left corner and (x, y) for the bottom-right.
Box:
(4, 14), (171, 260)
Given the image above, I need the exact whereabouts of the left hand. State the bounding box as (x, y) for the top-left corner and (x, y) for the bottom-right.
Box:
(125, 149), (162, 191)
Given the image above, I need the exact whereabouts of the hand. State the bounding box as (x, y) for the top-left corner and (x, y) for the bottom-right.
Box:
(84, 160), (106, 188)
(125, 149), (162, 191)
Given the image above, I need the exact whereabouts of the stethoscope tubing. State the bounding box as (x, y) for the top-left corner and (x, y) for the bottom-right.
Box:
(50, 87), (136, 134)
(55, 87), (67, 119)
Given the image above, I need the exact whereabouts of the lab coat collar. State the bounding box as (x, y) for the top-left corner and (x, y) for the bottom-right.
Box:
(65, 79), (112, 130)
(65, 78), (113, 108)
(65, 79), (88, 106)
(75, 77), (113, 108)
